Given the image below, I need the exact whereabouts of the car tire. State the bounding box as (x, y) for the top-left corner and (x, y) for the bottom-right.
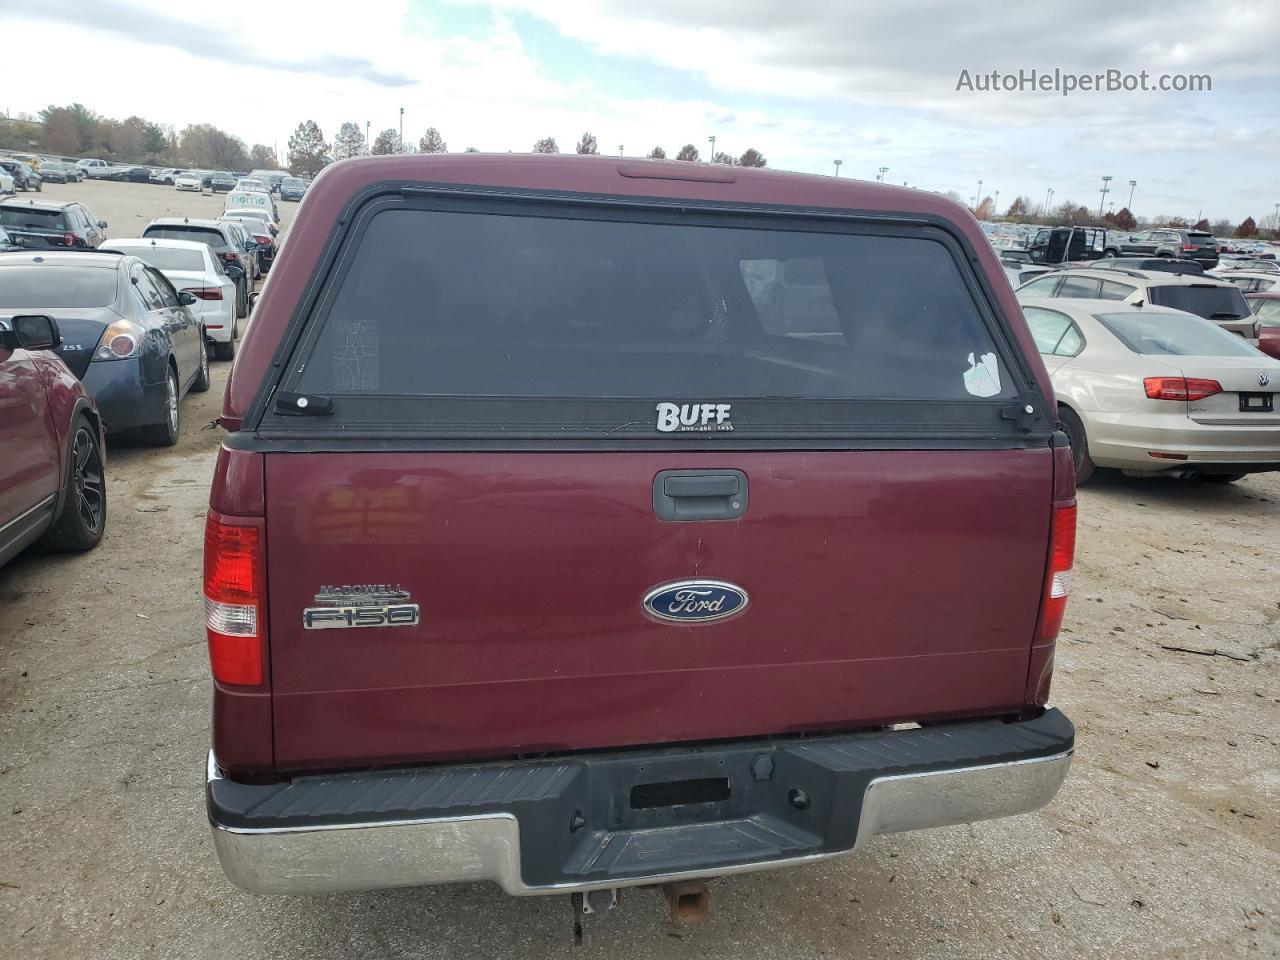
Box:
(1103, 249), (1117, 258)
(34, 181), (41, 192)
(191, 333), (211, 391)
(139, 365), (181, 447)
(1058, 406), (1095, 485)
(213, 323), (237, 362)
(37, 415), (107, 553)
(1198, 473), (1245, 484)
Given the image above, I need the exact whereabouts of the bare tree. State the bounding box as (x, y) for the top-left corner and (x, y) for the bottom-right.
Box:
(249, 144), (278, 169)
(737, 147), (766, 167)
(1004, 196), (1030, 220)
(371, 128), (401, 155)
(533, 137), (560, 154)
(418, 127), (447, 153)
(332, 121), (366, 160)
(675, 143), (700, 161)
(575, 131), (599, 155)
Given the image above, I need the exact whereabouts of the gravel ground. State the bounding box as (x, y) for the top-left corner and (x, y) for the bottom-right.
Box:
(0, 180), (1277, 959)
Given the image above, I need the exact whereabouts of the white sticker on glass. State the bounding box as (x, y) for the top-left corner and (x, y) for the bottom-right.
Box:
(963, 352), (1001, 397)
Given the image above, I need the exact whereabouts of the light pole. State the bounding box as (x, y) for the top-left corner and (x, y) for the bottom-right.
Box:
(1098, 175), (1112, 217)
(976, 179), (983, 208)
(399, 107), (404, 153)
(708, 135), (716, 163)
(365, 121), (370, 155)
(833, 159), (843, 177)
(1045, 187), (1054, 216)
(1127, 179), (1137, 212)
(993, 190), (1000, 214)
(618, 145), (624, 157)
(876, 166), (888, 182)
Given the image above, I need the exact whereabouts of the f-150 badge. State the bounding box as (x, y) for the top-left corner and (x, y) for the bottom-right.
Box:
(303, 584), (420, 630)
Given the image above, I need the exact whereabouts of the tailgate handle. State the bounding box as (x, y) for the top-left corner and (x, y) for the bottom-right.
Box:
(654, 469), (747, 521)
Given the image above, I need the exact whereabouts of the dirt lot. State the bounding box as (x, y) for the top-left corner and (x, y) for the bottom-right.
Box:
(0, 180), (1277, 960)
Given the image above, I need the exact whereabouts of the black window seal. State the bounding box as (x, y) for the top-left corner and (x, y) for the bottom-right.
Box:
(243, 180), (1052, 443)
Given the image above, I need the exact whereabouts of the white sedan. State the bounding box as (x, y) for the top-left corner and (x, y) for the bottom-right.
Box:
(174, 171), (205, 192)
(105, 237), (241, 360)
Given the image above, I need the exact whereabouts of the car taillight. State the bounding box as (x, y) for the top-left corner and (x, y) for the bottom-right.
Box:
(186, 287), (222, 300)
(203, 514), (264, 686)
(1182, 244), (1196, 251)
(1143, 377), (1222, 401)
(1037, 501), (1076, 643)
(253, 235), (270, 245)
(221, 251), (237, 263)
(63, 232), (76, 246)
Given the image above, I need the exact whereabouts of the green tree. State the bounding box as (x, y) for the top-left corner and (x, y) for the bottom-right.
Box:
(464, 146), (480, 153)
(287, 120), (329, 176)
(675, 143), (700, 161)
(532, 136), (559, 153)
(143, 122), (170, 160)
(575, 131), (598, 155)
(737, 147), (767, 167)
(712, 151), (735, 165)
(418, 127), (447, 153)
(647, 146), (666, 159)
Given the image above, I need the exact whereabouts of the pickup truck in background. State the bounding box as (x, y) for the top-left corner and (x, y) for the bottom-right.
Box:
(203, 155), (1076, 925)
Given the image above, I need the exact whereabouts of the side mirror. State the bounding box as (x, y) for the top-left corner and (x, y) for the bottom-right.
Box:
(177, 291), (197, 306)
(98, 220), (107, 229)
(247, 293), (260, 313)
(225, 264), (244, 282)
(12, 314), (60, 350)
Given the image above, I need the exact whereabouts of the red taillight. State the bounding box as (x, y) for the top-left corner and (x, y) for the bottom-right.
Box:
(63, 232), (76, 246)
(203, 513), (264, 686)
(221, 251), (237, 263)
(1181, 244), (1196, 251)
(186, 287), (222, 300)
(253, 235), (270, 245)
(1037, 501), (1076, 643)
(1143, 377), (1222, 401)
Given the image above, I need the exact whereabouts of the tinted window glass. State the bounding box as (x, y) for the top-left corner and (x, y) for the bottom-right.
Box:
(148, 268), (180, 307)
(0, 266), (117, 308)
(1096, 311), (1259, 357)
(740, 258), (842, 342)
(1254, 301), (1280, 327)
(0, 206), (68, 230)
(144, 226), (229, 251)
(1099, 280), (1134, 301)
(132, 267), (165, 310)
(1057, 276), (1102, 298)
(114, 245), (205, 272)
(293, 209), (1010, 402)
(1023, 306), (1073, 354)
(1147, 285), (1250, 319)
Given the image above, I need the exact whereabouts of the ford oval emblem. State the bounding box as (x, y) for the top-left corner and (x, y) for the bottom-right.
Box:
(643, 579), (749, 624)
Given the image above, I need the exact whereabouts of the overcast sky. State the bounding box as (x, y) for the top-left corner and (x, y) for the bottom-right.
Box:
(5, 0), (1277, 221)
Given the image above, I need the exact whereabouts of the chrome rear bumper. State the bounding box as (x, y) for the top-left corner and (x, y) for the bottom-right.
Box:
(209, 711), (1073, 896)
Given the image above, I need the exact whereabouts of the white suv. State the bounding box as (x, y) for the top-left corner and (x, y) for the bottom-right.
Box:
(1016, 267), (1259, 340)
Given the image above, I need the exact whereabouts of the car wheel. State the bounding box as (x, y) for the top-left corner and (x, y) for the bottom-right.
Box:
(236, 280), (248, 320)
(36, 416), (107, 553)
(140, 366), (180, 446)
(1103, 249), (1117, 258)
(1058, 406), (1095, 485)
(191, 333), (211, 391)
(1198, 473), (1246, 484)
(34, 181), (41, 192)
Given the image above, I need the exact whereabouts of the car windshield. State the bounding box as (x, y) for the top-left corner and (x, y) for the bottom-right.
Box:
(0, 206), (68, 230)
(0, 266), (117, 308)
(113, 245), (205, 272)
(1147, 284), (1250, 319)
(1095, 311), (1259, 357)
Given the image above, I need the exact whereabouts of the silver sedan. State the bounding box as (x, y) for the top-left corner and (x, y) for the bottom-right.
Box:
(1019, 298), (1280, 483)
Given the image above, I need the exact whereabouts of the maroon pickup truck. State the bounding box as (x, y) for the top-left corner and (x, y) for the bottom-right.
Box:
(203, 154), (1075, 917)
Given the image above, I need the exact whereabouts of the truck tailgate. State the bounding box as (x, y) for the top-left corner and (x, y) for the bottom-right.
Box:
(266, 448), (1051, 772)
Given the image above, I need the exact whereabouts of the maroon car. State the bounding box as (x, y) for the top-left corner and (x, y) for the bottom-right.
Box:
(0, 314), (106, 566)
(204, 155), (1076, 915)
(1246, 292), (1280, 360)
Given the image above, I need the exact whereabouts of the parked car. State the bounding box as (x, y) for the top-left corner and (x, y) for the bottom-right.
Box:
(1093, 257), (1204, 276)
(1021, 297), (1280, 483)
(216, 220), (262, 281)
(8, 152), (42, 171)
(174, 170), (206, 192)
(106, 237), (240, 360)
(210, 172), (238, 193)
(1016, 225), (1111, 264)
(1246, 293), (1280, 360)
(149, 168), (184, 185)
(218, 214), (275, 274)
(1016, 267), (1258, 339)
(123, 166), (153, 183)
(38, 161), (79, 184)
(76, 158), (110, 179)
(1212, 270), (1279, 294)
(142, 217), (251, 317)
(0, 251), (208, 445)
(279, 176), (307, 201)
(223, 188), (279, 225)
(1, 160), (41, 192)
(1117, 229), (1219, 267)
(0, 198), (107, 249)
(234, 177), (270, 194)
(248, 169), (290, 194)
(204, 155), (1076, 906)
(0, 313), (107, 566)
(0, 165), (13, 194)
(0, 226), (21, 252)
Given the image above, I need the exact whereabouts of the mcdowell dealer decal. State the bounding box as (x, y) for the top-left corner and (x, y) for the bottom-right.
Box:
(655, 402), (733, 433)
(303, 584), (420, 629)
